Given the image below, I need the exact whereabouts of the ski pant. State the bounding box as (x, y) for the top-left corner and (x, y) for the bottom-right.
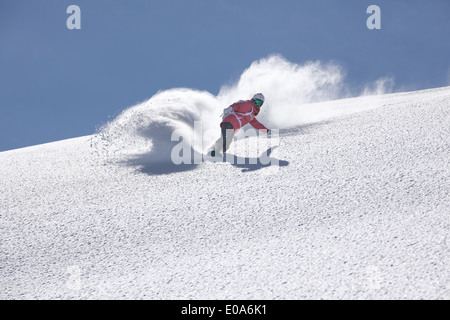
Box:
(212, 122), (235, 153)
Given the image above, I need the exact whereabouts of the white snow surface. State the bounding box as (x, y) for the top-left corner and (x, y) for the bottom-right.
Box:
(1, 86), (449, 299)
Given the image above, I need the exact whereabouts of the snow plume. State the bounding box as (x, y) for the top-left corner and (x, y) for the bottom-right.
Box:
(94, 54), (393, 162)
(218, 55), (395, 127)
(94, 89), (220, 162)
(217, 54), (348, 128)
(361, 76), (395, 96)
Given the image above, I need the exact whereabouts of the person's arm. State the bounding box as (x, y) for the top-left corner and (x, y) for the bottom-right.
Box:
(249, 118), (269, 133)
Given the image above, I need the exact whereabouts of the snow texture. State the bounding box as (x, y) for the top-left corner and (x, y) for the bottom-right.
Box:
(1, 84), (449, 299)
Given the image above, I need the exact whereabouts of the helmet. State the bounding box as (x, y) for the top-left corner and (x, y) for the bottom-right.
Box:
(252, 93), (265, 104)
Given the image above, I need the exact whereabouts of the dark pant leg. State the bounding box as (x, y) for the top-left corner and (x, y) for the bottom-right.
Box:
(221, 122), (235, 153)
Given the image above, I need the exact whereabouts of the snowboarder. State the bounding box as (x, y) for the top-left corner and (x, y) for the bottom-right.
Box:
(209, 93), (270, 157)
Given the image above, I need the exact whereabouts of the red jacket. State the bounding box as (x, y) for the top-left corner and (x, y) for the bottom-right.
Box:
(221, 100), (268, 132)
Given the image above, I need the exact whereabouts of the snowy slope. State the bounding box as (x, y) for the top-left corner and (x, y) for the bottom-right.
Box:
(1, 86), (449, 299)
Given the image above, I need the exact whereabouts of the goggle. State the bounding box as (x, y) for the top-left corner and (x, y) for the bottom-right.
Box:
(254, 99), (263, 107)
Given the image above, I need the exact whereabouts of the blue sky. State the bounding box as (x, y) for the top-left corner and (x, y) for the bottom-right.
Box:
(1, 0), (449, 152)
